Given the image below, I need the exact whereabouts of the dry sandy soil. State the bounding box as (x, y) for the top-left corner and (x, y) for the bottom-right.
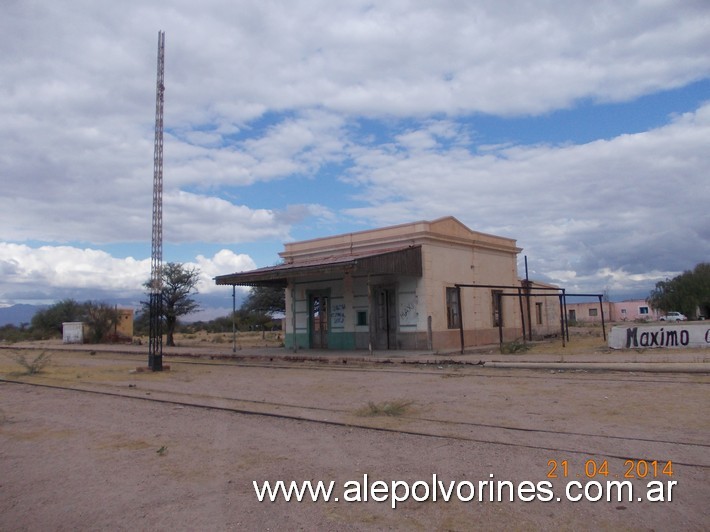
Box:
(1, 335), (708, 531)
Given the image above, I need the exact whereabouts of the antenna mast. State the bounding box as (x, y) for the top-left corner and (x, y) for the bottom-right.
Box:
(149, 31), (165, 371)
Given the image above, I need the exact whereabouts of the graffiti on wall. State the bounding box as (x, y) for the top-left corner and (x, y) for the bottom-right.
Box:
(331, 303), (345, 326)
(399, 293), (418, 326)
(609, 324), (710, 349)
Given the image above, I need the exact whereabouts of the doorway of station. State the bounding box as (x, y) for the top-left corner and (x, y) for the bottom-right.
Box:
(309, 293), (329, 348)
(373, 286), (397, 349)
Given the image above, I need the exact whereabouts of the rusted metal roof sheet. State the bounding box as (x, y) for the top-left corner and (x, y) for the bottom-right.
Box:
(215, 246), (422, 287)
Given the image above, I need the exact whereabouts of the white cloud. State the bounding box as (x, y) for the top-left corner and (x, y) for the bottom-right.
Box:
(191, 249), (257, 294)
(1, 0), (709, 305)
(0, 244), (256, 305)
(164, 191), (289, 243)
(342, 102), (710, 294)
(0, 243), (149, 305)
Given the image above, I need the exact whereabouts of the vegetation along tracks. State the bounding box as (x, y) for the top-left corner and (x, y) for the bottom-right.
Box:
(4, 344), (706, 386)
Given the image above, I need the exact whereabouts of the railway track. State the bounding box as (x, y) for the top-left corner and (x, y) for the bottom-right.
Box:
(4, 344), (706, 386)
(3, 377), (708, 470)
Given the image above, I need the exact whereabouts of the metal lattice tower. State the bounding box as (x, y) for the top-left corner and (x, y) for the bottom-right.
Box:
(148, 31), (165, 371)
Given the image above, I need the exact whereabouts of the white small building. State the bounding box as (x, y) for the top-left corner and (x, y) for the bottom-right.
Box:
(62, 322), (86, 344)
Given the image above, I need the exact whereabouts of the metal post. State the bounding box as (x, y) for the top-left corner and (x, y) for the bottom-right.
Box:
(558, 294), (566, 347)
(598, 295), (607, 341)
(367, 277), (373, 355)
(456, 285), (465, 354)
(497, 291), (504, 349)
(292, 285), (298, 353)
(517, 287), (526, 343)
(384, 290), (391, 350)
(232, 284), (237, 353)
(524, 256), (532, 341)
(148, 31), (165, 372)
(562, 288), (569, 342)
(148, 291), (163, 370)
(427, 315), (433, 351)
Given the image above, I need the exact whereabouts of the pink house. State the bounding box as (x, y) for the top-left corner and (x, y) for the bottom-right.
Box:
(611, 300), (661, 322)
(566, 299), (661, 324)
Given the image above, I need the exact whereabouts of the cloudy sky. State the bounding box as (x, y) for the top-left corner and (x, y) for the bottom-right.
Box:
(1, 0), (709, 319)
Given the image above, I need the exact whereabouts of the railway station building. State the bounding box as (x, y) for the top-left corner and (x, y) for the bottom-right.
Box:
(215, 217), (560, 351)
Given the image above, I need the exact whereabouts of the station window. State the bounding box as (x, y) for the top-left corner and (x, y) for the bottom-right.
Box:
(356, 311), (367, 326)
(446, 287), (460, 329)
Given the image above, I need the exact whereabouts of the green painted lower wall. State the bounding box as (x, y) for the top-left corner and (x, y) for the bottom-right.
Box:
(285, 328), (524, 351)
(284, 333), (309, 350)
(284, 331), (356, 350)
(327, 331), (356, 350)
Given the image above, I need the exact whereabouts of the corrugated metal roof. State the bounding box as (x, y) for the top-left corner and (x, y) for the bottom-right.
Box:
(215, 246), (422, 287)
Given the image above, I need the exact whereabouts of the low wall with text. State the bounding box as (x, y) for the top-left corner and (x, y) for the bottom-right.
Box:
(609, 323), (710, 349)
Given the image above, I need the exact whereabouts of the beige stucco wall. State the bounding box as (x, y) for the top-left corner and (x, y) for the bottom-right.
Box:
(413, 230), (523, 350)
(116, 309), (134, 339)
(566, 301), (613, 324)
(281, 217), (518, 261)
(528, 294), (562, 337)
(281, 217), (527, 351)
(611, 300), (659, 322)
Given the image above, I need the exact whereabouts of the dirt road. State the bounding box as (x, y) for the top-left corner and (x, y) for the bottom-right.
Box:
(1, 347), (708, 530)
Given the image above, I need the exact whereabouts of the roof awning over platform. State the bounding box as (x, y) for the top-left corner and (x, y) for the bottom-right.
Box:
(214, 245), (422, 287)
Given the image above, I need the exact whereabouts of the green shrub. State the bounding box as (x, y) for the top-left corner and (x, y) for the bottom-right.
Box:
(9, 351), (52, 374)
(356, 400), (413, 417)
(500, 339), (531, 354)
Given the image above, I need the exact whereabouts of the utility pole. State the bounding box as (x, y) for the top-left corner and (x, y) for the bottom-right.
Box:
(148, 31), (165, 371)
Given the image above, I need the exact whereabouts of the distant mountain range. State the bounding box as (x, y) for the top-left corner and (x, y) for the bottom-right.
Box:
(0, 296), (238, 328)
(0, 304), (46, 327)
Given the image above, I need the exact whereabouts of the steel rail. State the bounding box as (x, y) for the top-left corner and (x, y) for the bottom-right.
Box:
(2, 378), (708, 469)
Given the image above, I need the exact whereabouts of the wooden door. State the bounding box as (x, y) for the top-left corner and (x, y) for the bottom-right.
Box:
(310, 294), (329, 348)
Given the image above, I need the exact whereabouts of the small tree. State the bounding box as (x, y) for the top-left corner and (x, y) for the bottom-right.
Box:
(9, 350), (52, 375)
(144, 262), (201, 346)
(30, 299), (85, 337)
(241, 285), (285, 315)
(133, 309), (149, 336)
(84, 302), (119, 343)
(239, 285), (285, 337)
(648, 262), (710, 319)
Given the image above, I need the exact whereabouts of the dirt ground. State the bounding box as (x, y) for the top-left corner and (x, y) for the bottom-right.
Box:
(1, 337), (708, 531)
